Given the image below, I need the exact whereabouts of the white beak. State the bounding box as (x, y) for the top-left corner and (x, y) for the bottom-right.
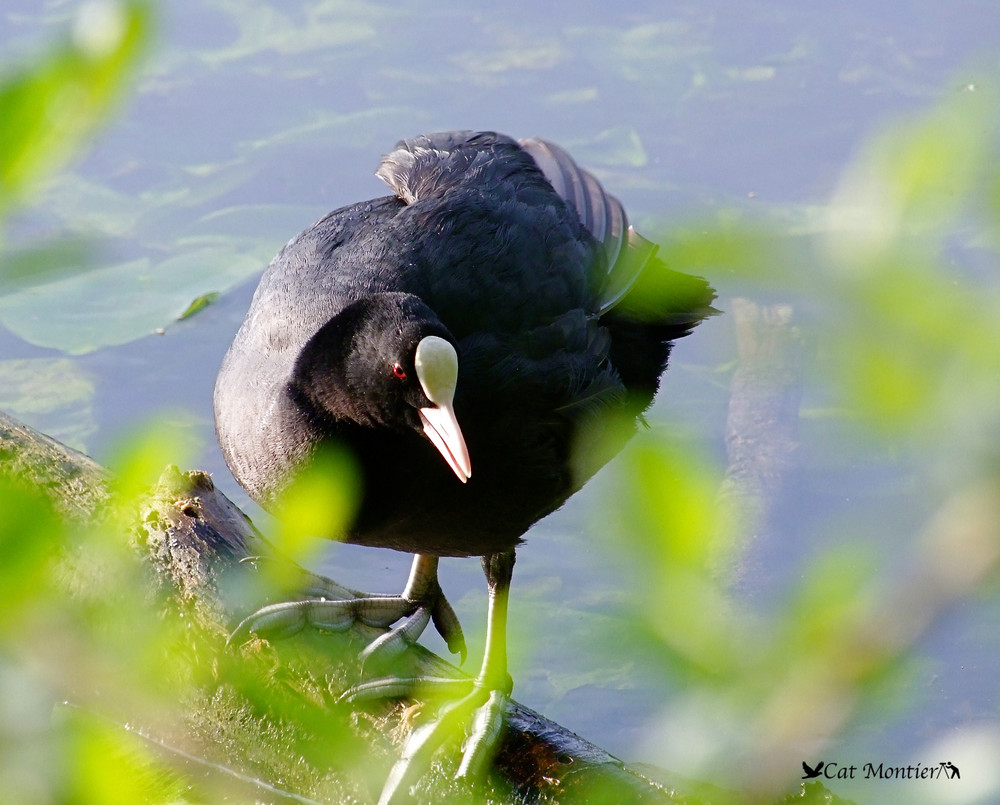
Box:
(414, 335), (472, 483)
(419, 403), (472, 483)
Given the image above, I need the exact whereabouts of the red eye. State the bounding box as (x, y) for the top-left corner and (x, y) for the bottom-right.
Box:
(392, 363), (407, 380)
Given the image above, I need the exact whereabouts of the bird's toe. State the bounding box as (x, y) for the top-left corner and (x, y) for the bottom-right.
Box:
(359, 605), (433, 670)
(227, 598), (355, 646)
(430, 591), (467, 663)
(456, 688), (508, 781)
(374, 681), (507, 805)
(339, 674), (472, 705)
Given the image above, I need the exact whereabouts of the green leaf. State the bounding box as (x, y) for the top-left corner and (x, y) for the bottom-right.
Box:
(0, 1), (153, 219)
(177, 290), (220, 321)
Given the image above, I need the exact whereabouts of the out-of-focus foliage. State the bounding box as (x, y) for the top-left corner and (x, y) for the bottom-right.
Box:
(595, 81), (1000, 803)
(0, 434), (198, 804)
(0, 424), (373, 802)
(0, 0), (157, 451)
(0, 6), (200, 803)
(0, 0), (268, 358)
(0, 1), (151, 222)
(270, 443), (360, 574)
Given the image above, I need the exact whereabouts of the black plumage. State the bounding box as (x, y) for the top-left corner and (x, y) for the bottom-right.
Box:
(216, 131), (712, 556)
(214, 131), (714, 797)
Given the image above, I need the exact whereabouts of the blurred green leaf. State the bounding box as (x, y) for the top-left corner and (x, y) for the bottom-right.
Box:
(62, 707), (189, 805)
(104, 418), (199, 501)
(0, 0), (153, 220)
(271, 444), (360, 575)
(0, 475), (65, 632)
(823, 85), (994, 270)
(609, 433), (740, 679)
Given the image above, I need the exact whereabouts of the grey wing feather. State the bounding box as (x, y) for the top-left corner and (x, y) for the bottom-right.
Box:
(519, 137), (654, 315)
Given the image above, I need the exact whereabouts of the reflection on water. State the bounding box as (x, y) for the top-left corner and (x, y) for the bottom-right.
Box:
(3, 0), (1000, 800)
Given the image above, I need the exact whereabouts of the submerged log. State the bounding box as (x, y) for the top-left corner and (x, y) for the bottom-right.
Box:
(715, 298), (804, 586)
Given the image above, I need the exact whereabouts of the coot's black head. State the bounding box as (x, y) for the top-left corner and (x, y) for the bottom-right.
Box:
(290, 292), (472, 482)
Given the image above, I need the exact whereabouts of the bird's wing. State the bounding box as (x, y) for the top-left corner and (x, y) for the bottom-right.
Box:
(518, 137), (654, 315)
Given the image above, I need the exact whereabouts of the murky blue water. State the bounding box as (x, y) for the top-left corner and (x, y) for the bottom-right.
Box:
(3, 1), (1000, 801)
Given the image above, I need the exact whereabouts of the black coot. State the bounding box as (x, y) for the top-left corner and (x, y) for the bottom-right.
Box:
(215, 131), (714, 801)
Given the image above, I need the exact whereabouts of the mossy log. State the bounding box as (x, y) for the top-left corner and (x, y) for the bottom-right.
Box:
(0, 408), (685, 804)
